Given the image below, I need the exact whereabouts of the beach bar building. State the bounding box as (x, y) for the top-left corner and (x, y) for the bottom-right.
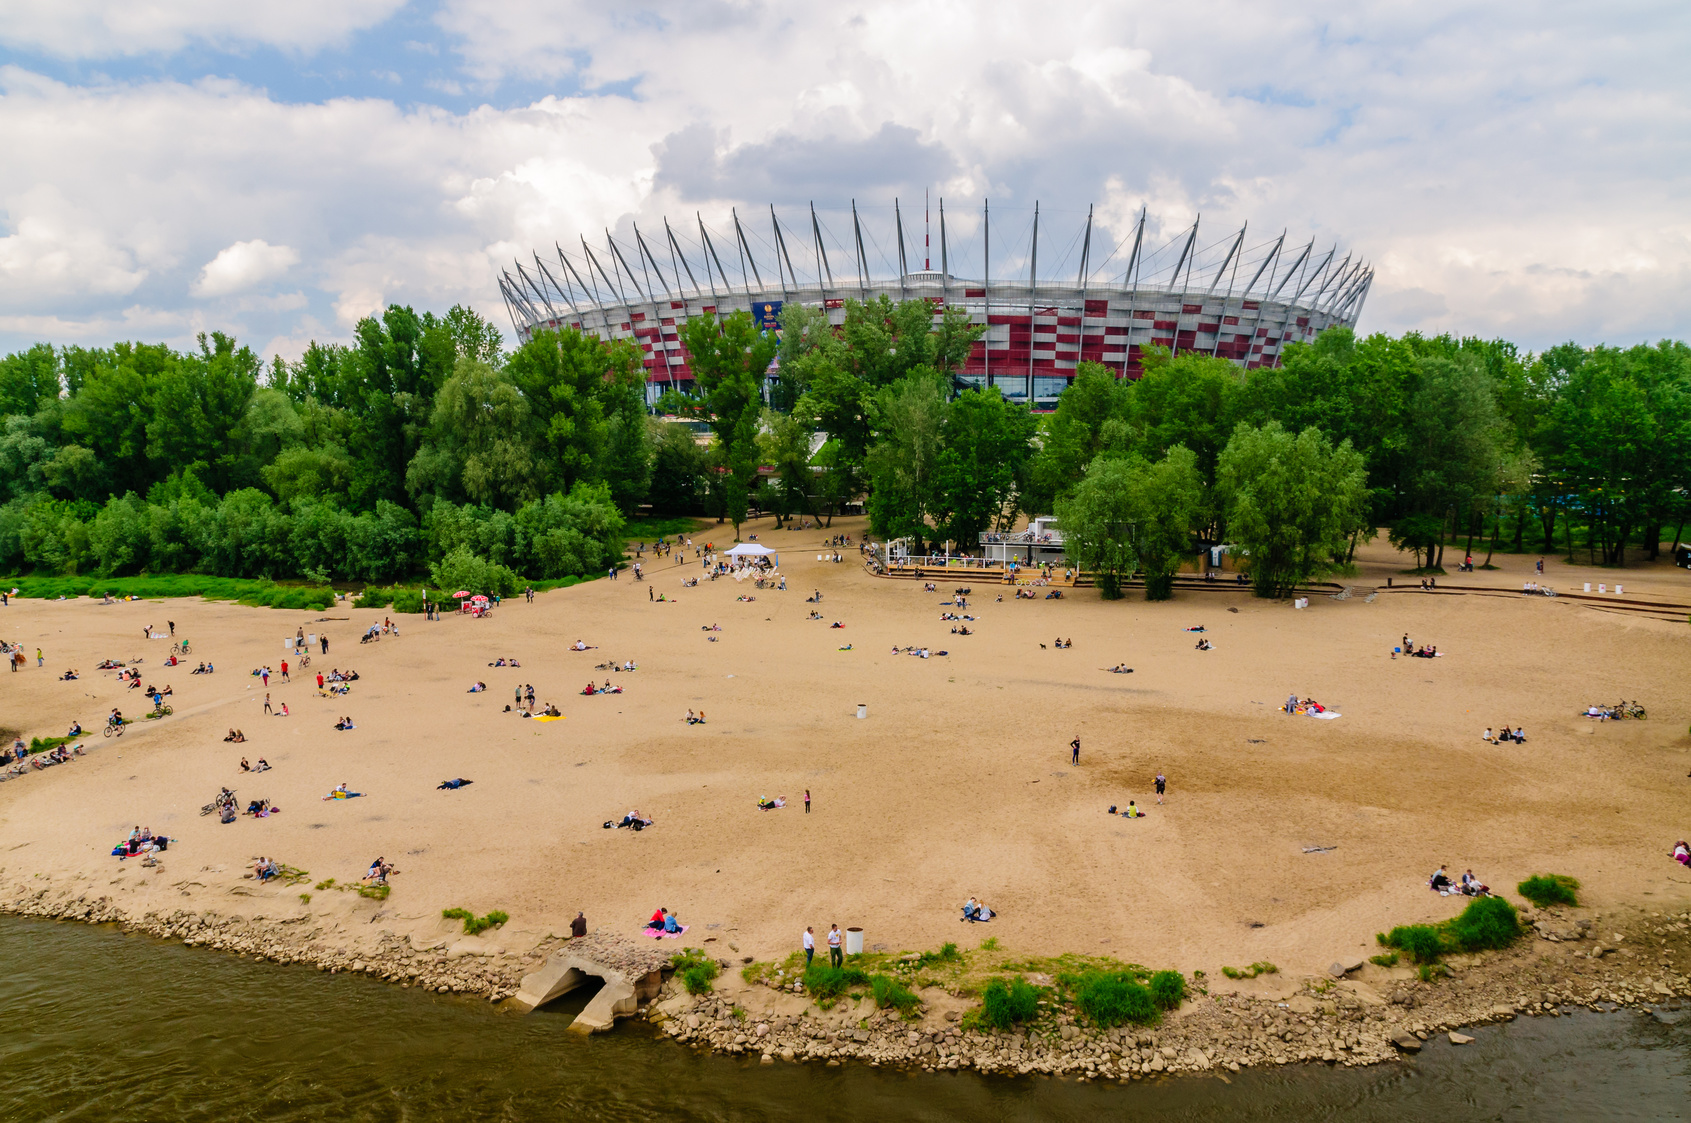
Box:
(981, 517), (1068, 566)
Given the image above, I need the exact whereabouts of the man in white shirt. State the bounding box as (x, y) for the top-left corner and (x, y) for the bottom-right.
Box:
(827, 924), (842, 967)
(803, 927), (815, 966)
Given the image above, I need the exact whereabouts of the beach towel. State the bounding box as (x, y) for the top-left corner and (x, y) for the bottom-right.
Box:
(1307, 711), (1342, 719)
(642, 924), (690, 939)
(532, 714), (566, 722)
(321, 790), (364, 800)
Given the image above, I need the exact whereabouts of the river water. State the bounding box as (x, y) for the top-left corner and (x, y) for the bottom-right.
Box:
(3, 915), (1687, 1122)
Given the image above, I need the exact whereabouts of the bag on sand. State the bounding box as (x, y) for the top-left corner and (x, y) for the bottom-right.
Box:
(603, 821), (614, 829)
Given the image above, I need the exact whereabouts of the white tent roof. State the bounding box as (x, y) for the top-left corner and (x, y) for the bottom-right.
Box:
(726, 543), (775, 556)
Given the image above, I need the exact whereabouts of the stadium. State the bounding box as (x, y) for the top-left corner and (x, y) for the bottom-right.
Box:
(500, 201), (1371, 409)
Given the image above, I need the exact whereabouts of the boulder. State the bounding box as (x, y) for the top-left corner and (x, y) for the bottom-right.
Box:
(1391, 1033), (1422, 1053)
(1448, 1031), (1475, 1044)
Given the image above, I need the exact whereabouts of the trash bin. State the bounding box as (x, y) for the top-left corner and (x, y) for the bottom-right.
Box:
(1616, 585), (1622, 595)
(856, 703), (867, 719)
(845, 927), (864, 955)
(1583, 583), (1591, 592)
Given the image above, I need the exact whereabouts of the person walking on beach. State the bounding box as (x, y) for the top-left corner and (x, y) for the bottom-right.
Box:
(1536, 556), (1544, 575)
(649, 585), (653, 602)
(262, 667), (269, 687)
(1070, 736), (1080, 766)
(320, 634), (329, 655)
(804, 789), (811, 814)
(36, 647), (43, 667)
(168, 620), (175, 637)
(1155, 770), (1166, 805)
(263, 692), (272, 715)
(803, 927), (816, 966)
(828, 924), (842, 967)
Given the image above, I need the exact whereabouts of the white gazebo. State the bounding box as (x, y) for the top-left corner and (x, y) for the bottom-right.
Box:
(726, 543), (778, 566)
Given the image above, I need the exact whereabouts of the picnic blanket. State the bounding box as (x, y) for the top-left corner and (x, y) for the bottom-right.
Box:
(642, 925), (690, 939)
(532, 714), (566, 722)
(1307, 710), (1342, 719)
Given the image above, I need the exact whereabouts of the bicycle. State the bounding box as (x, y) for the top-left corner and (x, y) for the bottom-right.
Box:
(103, 720), (125, 738)
(148, 702), (173, 719)
(1618, 700), (1647, 720)
(298, 653), (311, 669)
(172, 640), (190, 655)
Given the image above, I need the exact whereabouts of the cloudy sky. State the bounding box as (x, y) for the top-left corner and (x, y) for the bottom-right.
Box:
(0, 0), (1686, 359)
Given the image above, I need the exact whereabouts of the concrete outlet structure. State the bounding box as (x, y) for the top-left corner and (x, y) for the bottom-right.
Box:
(510, 952), (663, 1033)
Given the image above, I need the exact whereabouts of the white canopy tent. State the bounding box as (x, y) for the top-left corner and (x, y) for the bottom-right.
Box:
(725, 542), (779, 566)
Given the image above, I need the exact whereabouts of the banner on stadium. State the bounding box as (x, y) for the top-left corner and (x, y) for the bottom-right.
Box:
(751, 300), (783, 335)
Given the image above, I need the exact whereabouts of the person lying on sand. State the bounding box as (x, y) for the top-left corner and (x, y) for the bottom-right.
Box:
(468, 681), (486, 692)
(830, 621), (845, 628)
(1185, 626), (1207, 633)
(757, 796), (786, 810)
(1109, 664), (1134, 673)
(437, 778), (473, 790)
(1672, 841), (1690, 867)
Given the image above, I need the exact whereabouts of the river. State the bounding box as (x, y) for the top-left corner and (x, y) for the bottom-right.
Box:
(2, 915), (1686, 1121)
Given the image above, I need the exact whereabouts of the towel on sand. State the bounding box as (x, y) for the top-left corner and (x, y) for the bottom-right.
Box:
(642, 925), (689, 939)
(532, 714), (566, 722)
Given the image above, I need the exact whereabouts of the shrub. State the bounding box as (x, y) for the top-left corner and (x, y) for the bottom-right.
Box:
(1517, 874), (1580, 909)
(1220, 962), (1277, 979)
(870, 975), (922, 1016)
(804, 963), (869, 1003)
(352, 587), (392, 609)
(1148, 970), (1186, 1010)
(1445, 896), (1520, 952)
(977, 976), (1040, 1029)
(430, 545), (520, 598)
(26, 735), (74, 755)
(1071, 971), (1159, 1028)
(671, 948), (720, 995)
(979, 936), (1000, 952)
(1369, 952), (1399, 967)
(1380, 924), (1445, 964)
(390, 588), (425, 613)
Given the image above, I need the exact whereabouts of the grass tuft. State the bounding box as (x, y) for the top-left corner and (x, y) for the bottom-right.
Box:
(441, 907), (508, 936)
(671, 948), (720, 995)
(1517, 874), (1580, 909)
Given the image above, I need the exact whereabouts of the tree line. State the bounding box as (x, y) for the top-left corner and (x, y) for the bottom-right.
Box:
(1, 297), (1687, 596)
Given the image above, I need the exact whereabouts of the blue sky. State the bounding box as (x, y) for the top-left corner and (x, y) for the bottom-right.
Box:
(0, 1), (1685, 359)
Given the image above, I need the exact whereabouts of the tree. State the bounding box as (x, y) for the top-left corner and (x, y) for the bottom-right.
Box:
(647, 420), (707, 516)
(758, 408), (819, 524)
(1022, 361), (1131, 514)
(1216, 422), (1368, 598)
(410, 358), (540, 509)
(929, 386), (1036, 547)
(678, 310), (778, 538)
(1124, 446), (1206, 599)
(864, 369), (949, 550)
(1056, 457), (1140, 599)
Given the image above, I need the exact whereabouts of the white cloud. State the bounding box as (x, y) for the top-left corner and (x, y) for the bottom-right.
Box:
(192, 240), (300, 297)
(0, 0), (407, 58)
(0, 2), (1688, 355)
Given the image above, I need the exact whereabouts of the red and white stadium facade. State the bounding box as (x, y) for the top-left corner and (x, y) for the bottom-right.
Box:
(500, 201), (1370, 409)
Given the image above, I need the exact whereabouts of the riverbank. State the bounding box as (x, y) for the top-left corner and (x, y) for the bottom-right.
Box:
(4, 883), (1686, 1079)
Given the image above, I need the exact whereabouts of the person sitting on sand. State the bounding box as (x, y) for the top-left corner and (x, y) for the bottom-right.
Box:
(1429, 866), (1454, 893)
(582, 682), (597, 696)
(333, 716), (354, 730)
(1110, 664), (1133, 674)
(1195, 638), (1212, 650)
(1672, 841), (1690, 867)
(961, 897), (980, 922)
(275, 702), (289, 717)
(363, 857), (392, 884)
(239, 757), (251, 772)
(1124, 801), (1141, 818)
(253, 758), (270, 772)
(542, 703), (561, 717)
(646, 907), (668, 929)
(663, 911), (682, 934)
(66, 720), (82, 737)
(1482, 727), (1495, 743)
(1511, 726), (1526, 743)
(571, 640), (592, 651)
(1459, 869), (1490, 896)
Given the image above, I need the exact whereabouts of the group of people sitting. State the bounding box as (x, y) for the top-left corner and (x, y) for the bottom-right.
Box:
(59, 668), (79, 680)
(939, 612), (976, 622)
(252, 856), (282, 881)
(467, 681), (487, 692)
(593, 659), (638, 671)
(685, 709), (707, 724)
(1395, 633), (1439, 658)
(1428, 866), (1490, 896)
(115, 826), (167, 858)
(224, 729), (247, 743)
(891, 645), (945, 658)
(244, 798), (277, 818)
(615, 810), (654, 830)
(237, 756), (271, 772)
(1043, 638), (1073, 649)
(507, 702), (563, 717)
(1109, 801), (1145, 818)
(1482, 726), (1526, 744)
(332, 716), (356, 730)
(363, 857), (393, 884)
(950, 624), (973, 635)
(961, 897), (995, 923)
(1108, 664), (1134, 674)
(190, 662), (214, 674)
(1418, 577), (1439, 591)
(1194, 638), (1213, 650)
(581, 680), (623, 695)
(487, 656), (522, 667)
(644, 907), (683, 933)
(757, 796), (786, 810)
(1520, 582), (1554, 595)
(12, 742), (83, 773)
(1284, 695), (1330, 714)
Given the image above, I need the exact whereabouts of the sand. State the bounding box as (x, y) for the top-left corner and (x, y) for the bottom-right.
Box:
(3, 521), (1689, 980)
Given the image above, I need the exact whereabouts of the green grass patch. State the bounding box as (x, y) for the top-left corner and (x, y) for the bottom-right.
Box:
(1220, 961), (1278, 979)
(1378, 897), (1523, 963)
(1517, 874), (1581, 909)
(804, 963), (870, 1007)
(441, 907), (508, 936)
(671, 948), (720, 995)
(972, 976), (1040, 1030)
(25, 735), (75, 756)
(1, 574), (337, 609)
(624, 516), (709, 544)
(869, 974), (922, 1017)
(1369, 952), (1399, 968)
(1065, 970), (1160, 1028)
(1148, 969), (1187, 1010)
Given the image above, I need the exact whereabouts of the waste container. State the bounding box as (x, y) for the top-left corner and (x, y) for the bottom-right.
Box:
(845, 927), (864, 955)
(856, 703), (867, 719)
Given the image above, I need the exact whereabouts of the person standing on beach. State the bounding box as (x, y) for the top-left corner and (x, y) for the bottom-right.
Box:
(803, 927), (815, 966)
(320, 634), (329, 655)
(262, 667), (269, 687)
(1070, 736), (1080, 766)
(317, 673), (325, 691)
(649, 585), (653, 602)
(280, 660), (289, 682)
(1536, 557), (1544, 575)
(168, 621), (175, 637)
(1155, 771), (1166, 805)
(36, 647), (43, 667)
(263, 692), (272, 715)
(828, 924), (842, 967)
(804, 790), (811, 814)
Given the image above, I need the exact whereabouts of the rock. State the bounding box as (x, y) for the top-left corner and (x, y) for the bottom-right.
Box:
(1448, 1031), (1474, 1045)
(761, 1053), (774, 1065)
(1490, 1004), (1517, 1020)
(1287, 996), (1318, 1015)
(1391, 1033), (1422, 1053)
(945, 1010), (960, 1023)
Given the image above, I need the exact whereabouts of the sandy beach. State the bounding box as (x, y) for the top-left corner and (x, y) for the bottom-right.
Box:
(3, 521), (1689, 983)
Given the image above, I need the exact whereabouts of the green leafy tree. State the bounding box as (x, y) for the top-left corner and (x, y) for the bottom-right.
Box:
(678, 310), (778, 538)
(1022, 361), (1131, 514)
(864, 369), (949, 550)
(1055, 457), (1140, 599)
(929, 386), (1036, 547)
(1216, 422), (1369, 598)
(1125, 445), (1206, 599)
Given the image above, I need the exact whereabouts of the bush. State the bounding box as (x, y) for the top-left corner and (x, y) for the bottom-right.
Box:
(1220, 962), (1277, 979)
(978, 976), (1040, 1029)
(390, 588), (425, 613)
(669, 948), (720, 995)
(1071, 971), (1160, 1028)
(804, 963), (869, 1003)
(1148, 970), (1186, 1010)
(1380, 924), (1445, 964)
(26, 735), (74, 755)
(1445, 896), (1520, 952)
(1369, 952), (1399, 967)
(352, 587), (392, 609)
(870, 975), (922, 1016)
(429, 546), (520, 598)
(1517, 874), (1580, 909)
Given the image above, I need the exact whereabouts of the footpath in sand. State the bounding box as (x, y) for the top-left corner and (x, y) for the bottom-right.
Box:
(2, 522), (1689, 1070)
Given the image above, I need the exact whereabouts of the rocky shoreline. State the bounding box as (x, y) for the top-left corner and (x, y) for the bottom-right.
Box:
(6, 882), (1687, 1081)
